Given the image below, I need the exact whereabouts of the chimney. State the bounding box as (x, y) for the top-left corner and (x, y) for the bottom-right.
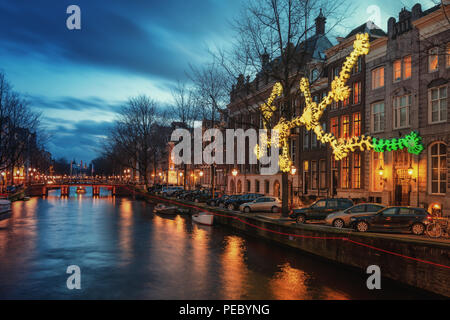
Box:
(315, 8), (326, 35)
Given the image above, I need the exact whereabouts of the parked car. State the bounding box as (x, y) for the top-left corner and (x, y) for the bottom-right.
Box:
(217, 195), (240, 208)
(224, 193), (264, 210)
(206, 194), (229, 206)
(239, 197), (281, 213)
(350, 206), (431, 235)
(290, 198), (354, 223)
(184, 190), (203, 201)
(161, 186), (184, 197)
(325, 203), (385, 228)
(193, 192), (219, 203)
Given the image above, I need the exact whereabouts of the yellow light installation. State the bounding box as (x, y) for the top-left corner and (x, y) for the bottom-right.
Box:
(255, 33), (374, 172)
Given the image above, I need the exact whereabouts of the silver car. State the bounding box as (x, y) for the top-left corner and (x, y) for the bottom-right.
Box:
(239, 197), (281, 213)
(325, 203), (385, 228)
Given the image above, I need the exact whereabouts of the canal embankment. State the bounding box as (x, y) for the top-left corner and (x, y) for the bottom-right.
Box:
(146, 193), (450, 298)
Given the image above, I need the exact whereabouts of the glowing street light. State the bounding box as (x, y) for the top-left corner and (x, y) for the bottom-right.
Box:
(231, 169), (238, 177)
(290, 166), (297, 176)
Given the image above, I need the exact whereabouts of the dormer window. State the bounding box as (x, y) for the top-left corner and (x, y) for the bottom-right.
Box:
(310, 68), (320, 82)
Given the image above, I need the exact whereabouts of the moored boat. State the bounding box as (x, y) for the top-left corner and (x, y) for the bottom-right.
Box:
(153, 203), (177, 215)
(192, 212), (214, 226)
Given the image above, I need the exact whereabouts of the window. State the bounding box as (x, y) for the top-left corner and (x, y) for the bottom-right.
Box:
(352, 56), (362, 74)
(429, 47), (439, 72)
(393, 56), (411, 81)
(382, 207), (398, 215)
(353, 113), (361, 137)
(352, 153), (361, 189)
(403, 56), (411, 79)
(447, 43), (450, 68)
(393, 95), (411, 129)
(246, 180), (251, 192)
(341, 115), (350, 139)
(265, 180), (270, 194)
(311, 131), (317, 148)
(311, 161), (318, 189)
(255, 180), (260, 193)
(320, 159), (326, 189)
(303, 129), (309, 150)
(366, 204), (383, 212)
(393, 59), (402, 82)
(341, 157), (349, 189)
(311, 68), (320, 82)
(312, 200), (326, 208)
(429, 86), (447, 123)
(331, 117), (339, 137)
(371, 102), (385, 133)
(372, 67), (385, 89)
(430, 143), (447, 194)
(291, 139), (297, 163)
(353, 82), (361, 104)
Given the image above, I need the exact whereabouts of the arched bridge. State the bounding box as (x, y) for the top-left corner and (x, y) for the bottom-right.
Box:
(27, 179), (136, 197)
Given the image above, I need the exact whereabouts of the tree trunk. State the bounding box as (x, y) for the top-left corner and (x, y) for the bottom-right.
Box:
(281, 171), (289, 217)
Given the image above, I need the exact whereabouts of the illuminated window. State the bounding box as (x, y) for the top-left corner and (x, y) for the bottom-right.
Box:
(403, 56), (411, 79)
(393, 95), (411, 129)
(353, 112), (361, 137)
(352, 153), (361, 189)
(319, 159), (326, 189)
(341, 115), (350, 139)
(371, 102), (385, 133)
(341, 157), (349, 189)
(429, 47), (439, 72)
(331, 117), (339, 137)
(352, 56), (362, 74)
(311, 160), (318, 189)
(429, 142), (447, 194)
(393, 59), (402, 82)
(371, 67), (384, 89)
(429, 86), (447, 123)
(353, 82), (361, 104)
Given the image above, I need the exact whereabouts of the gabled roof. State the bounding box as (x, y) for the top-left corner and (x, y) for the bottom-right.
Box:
(345, 21), (386, 39)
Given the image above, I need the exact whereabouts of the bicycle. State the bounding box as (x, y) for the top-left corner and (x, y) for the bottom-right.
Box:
(426, 216), (449, 238)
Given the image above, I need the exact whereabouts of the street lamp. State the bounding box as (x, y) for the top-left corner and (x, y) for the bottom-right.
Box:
(231, 169), (238, 177)
(199, 171), (204, 177)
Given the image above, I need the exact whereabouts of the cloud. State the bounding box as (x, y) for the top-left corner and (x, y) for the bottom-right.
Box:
(0, 0), (239, 81)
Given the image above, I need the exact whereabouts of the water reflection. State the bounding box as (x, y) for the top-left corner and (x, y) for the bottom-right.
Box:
(0, 196), (437, 299)
(221, 236), (248, 299)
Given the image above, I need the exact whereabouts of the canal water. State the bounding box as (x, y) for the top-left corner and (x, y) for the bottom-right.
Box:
(0, 189), (438, 299)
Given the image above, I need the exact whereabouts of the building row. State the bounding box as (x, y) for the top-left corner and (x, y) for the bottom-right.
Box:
(157, 3), (449, 216)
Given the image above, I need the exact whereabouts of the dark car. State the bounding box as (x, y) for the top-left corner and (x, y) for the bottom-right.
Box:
(217, 195), (240, 208)
(206, 194), (229, 206)
(193, 192), (219, 203)
(350, 206), (431, 235)
(290, 198), (354, 223)
(224, 193), (264, 210)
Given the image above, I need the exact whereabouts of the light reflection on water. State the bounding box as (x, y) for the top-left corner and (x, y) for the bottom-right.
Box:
(0, 193), (437, 300)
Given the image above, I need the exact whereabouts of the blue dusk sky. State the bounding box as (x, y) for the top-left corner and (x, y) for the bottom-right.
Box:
(0, 0), (436, 162)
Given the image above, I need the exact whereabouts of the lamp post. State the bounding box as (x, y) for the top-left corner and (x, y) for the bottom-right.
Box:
(290, 166), (297, 209)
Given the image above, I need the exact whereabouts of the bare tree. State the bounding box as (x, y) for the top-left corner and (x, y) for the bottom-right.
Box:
(218, 0), (351, 216)
(106, 95), (168, 187)
(189, 61), (231, 196)
(0, 72), (41, 178)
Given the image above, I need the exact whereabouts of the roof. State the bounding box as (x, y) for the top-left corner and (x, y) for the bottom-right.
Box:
(345, 21), (387, 39)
